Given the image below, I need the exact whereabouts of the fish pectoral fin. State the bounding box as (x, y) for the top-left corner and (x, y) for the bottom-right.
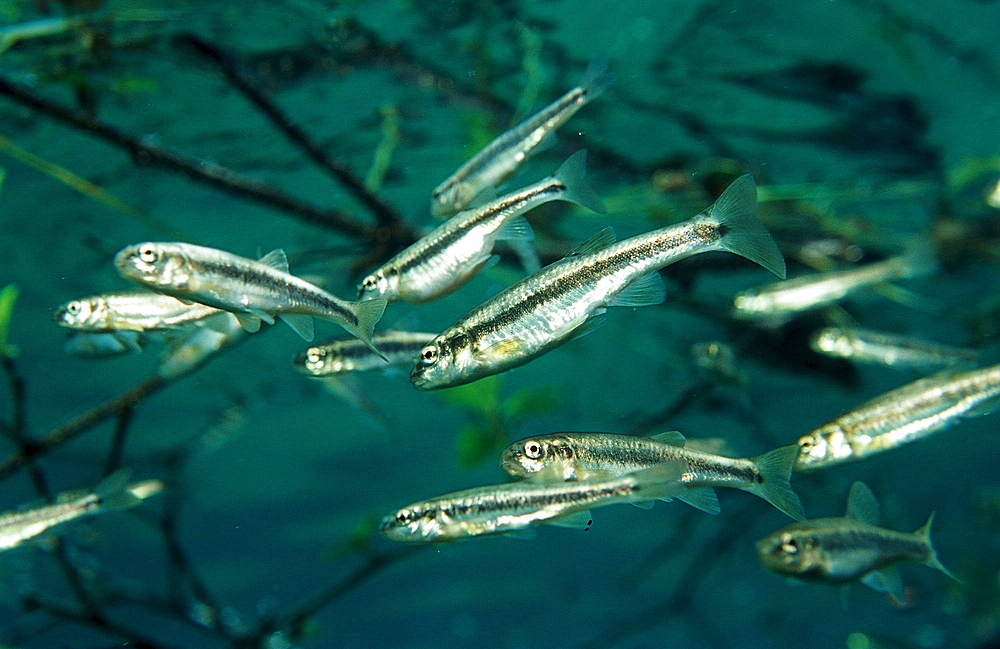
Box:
(677, 486), (721, 515)
(566, 311), (607, 342)
(258, 249), (290, 273)
(564, 227), (616, 259)
(503, 528), (537, 540)
(649, 431), (686, 447)
(845, 481), (880, 525)
(233, 312), (264, 333)
(475, 338), (529, 363)
(280, 314), (315, 342)
(496, 216), (535, 242)
(630, 500), (655, 510)
(544, 509), (594, 530)
(609, 272), (667, 308)
(861, 566), (905, 604)
(963, 393), (1000, 419)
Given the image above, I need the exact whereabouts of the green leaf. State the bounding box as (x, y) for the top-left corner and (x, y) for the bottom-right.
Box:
(502, 387), (559, 422)
(436, 374), (501, 417)
(455, 421), (506, 469)
(0, 284), (18, 359)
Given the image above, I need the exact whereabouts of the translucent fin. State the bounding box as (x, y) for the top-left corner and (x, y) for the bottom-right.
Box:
(93, 469), (142, 512)
(577, 51), (615, 101)
(567, 311), (607, 341)
(475, 338), (529, 363)
(340, 299), (388, 361)
(631, 500), (655, 510)
(861, 566), (904, 603)
(504, 528), (537, 540)
(246, 308), (275, 326)
(677, 486), (721, 515)
(609, 272), (667, 308)
(552, 150), (606, 215)
(710, 175), (786, 279)
(748, 445), (806, 521)
(545, 510), (593, 530)
(915, 512), (961, 582)
(649, 431), (686, 446)
(234, 312), (263, 332)
(565, 227), (616, 258)
(962, 392), (1000, 419)
(508, 238), (541, 275)
(116, 331), (145, 353)
(845, 481), (879, 525)
(497, 215), (535, 242)
(280, 314), (315, 342)
(258, 249), (290, 273)
(629, 460), (687, 503)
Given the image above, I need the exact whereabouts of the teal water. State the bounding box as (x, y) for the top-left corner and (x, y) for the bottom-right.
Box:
(1, 1), (999, 647)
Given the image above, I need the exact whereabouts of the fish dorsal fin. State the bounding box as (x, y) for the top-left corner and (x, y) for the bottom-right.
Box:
(497, 215), (535, 242)
(609, 272), (667, 308)
(650, 431), (686, 447)
(545, 509), (593, 530)
(845, 481), (879, 525)
(280, 314), (315, 341)
(258, 249), (289, 273)
(565, 227), (616, 259)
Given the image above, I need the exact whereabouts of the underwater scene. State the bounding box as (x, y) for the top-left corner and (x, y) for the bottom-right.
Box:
(2, 0), (1000, 647)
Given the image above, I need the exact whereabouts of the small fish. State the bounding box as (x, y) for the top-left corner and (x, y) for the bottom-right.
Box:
(795, 362), (1000, 471)
(500, 431), (804, 520)
(0, 470), (150, 551)
(380, 460), (685, 543)
(360, 151), (605, 304)
(809, 326), (977, 370)
(64, 331), (145, 358)
(294, 330), (437, 377)
(114, 243), (386, 351)
(55, 290), (222, 333)
(756, 482), (956, 600)
(411, 175), (785, 390)
(431, 54), (614, 217)
(732, 247), (938, 323)
(156, 313), (246, 380)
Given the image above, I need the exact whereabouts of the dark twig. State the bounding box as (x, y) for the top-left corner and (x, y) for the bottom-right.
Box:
(20, 592), (177, 649)
(102, 405), (134, 476)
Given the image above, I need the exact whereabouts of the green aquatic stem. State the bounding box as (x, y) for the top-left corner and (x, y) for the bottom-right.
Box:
(0, 284), (18, 359)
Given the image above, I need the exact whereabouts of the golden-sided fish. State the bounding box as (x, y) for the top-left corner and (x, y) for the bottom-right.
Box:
(411, 175), (785, 390)
(114, 243), (386, 350)
(500, 431), (804, 520)
(380, 460), (685, 543)
(809, 326), (977, 370)
(0, 470), (154, 551)
(55, 290), (222, 333)
(757, 482), (955, 600)
(732, 247), (937, 323)
(360, 150), (605, 304)
(795, 362), (1000, 471)
(431, 54), (614, 217)
(294, 330), (437, 377)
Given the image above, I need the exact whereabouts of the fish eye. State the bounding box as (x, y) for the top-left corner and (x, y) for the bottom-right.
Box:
(66, 301), (81, 315)
(524, 441), (543, 459)
(137, 245), (158, 263)
(395, 510), (412, 524)
(781, 535), (799, 554)
(306, 348), (325, 363)
(363, 276), (378, 289)
(420, 345), (438, 365)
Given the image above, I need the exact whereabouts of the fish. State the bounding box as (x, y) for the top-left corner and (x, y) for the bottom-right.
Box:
(795, 361), (1000, 471)
(113, 243), (386, 351)
(0, 470), (152, 551)
(63, 331), (145, 358)
(359, 150), (605, 304)
(431, 54), (614, 217)
(732, 247), (938, 323)
(756, 481), (956, 600)
(411, 174), (785, 390)
(54, 290), (222, 333)
(294, 330), (437, 377)
(380, 460), (685, 543)
(156, 313), (247, 380)
(809, 326), (978, 370)
(499, 431), (804, 520)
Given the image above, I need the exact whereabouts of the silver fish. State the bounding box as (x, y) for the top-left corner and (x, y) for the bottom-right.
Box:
(64, 331), (145, 358)
(114, 243), (386, 350)
(732, 248), (937, 323)
(431, 54), (614, 217)
(156, 313), (246, 380)
(55, 290), (221, 332)
(757, 482), (955, 600)
(809, 326), (978, 370)
(380, 460), (685, 543)
(294, 330), (437, 377)
(795, 362), (1000, 471)
(0, 470), (150, 551)
(360, 150), (605, 304)
(500, 431), (804, 520)
(411, 175), (785, 390)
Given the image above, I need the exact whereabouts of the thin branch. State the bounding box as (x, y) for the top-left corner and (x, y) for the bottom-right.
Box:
(20, 592), (178, 649)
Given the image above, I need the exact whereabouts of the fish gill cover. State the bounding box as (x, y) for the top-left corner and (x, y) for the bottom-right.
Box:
(0, 1), (999, 648)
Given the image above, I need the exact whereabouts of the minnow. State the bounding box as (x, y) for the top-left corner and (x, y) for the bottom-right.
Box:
(431, 54), (614, 217)
(360, 151), (604, 304)
(756, 481), (956, 601)
(380, 460), (685, 543)
(55, 290), (222, 333)
(809, 326), (977, 370)
(294, 330), (437, 377)
(114, 242), (386, 351)
(411, 175), (785, 390)
(795, 362), (1000, 471)
(500, 431), (804, 520)
(64, 331), (145, 358)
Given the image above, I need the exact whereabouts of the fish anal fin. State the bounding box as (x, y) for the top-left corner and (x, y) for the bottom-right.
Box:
(497, 215), (535, 242)
(280, 314), (315, 342)
(545, 509), (593, 530)
(610, 272), (667, 308)
(861, 566), (904, 604)
(677, 486), (721, 515)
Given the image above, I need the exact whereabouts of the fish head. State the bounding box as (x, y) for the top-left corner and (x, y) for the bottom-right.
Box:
(499, 434), (579, 480)
(731, 290), (772, 317)
(410, 330), (478, 390)
(430, 183), (469, 218)
(380, 503), (447, 543)
(809, 328), (854, 358)
(795, 426), (851, 471)
(756, 527), (826, 578)
(357, 268), (398, 301)
(115, 243), (194, 291)
(54, 296), (108, 331)
(294, 345), (340, 376)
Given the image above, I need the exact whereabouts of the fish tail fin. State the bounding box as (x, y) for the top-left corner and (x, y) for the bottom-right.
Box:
(343, 299), (388, 361)
(710, 175), (786, 279)
(749, 445), (806, 521)
(578, 52), (615, 101)
(553, 150), (606, 215)
(93, 469), (143, 512)
(916, 512), (961, 582)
